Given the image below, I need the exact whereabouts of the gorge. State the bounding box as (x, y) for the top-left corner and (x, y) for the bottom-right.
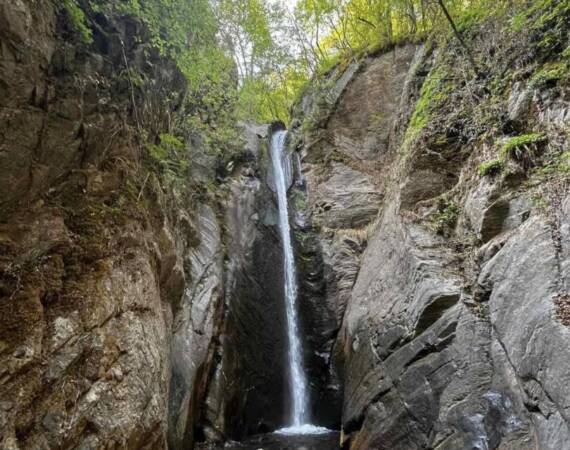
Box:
(0, 1), (569, 450)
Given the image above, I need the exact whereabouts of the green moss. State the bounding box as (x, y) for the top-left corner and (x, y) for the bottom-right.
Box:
(512, 0), (570, 31)
(500, 133), (547, 160)
(403, 67), (452, 151)
(489, 70), (514, 95)
(511, 0), (570, 56)
(529, 61), (570, 88)
(478, 159), (503, 177)
(62, 0), (93, 44)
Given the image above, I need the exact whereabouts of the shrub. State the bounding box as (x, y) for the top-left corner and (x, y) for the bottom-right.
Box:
(433, 198), (460, 234)
(147, 133), (189, 186)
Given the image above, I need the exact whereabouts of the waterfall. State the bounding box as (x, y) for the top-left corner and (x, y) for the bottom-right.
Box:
(270, 130), (329, 436)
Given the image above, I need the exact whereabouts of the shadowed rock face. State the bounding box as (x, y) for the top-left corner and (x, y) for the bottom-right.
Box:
(202, 128), (343, 439)
(219, 154), (290, 438)
(0, 0), (339, 440)
(0, 2), (277, 449)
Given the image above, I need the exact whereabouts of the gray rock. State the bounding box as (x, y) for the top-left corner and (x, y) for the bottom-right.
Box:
(168, 204), (223, 449)
(508, 82), (533, 122)
(311, 162), (382, 229)
(294, 35), (570, 450)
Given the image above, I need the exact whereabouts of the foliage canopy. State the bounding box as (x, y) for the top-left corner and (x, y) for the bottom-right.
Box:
(62, 0), (541, 126)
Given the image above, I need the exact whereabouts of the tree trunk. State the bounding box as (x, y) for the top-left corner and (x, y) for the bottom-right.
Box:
(436, 0), (482, 78)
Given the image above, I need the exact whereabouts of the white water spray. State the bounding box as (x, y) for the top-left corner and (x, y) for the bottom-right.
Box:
(270, 130), (330, 436)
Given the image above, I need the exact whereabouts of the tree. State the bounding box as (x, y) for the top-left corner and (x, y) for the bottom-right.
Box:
(434, 0), (482, 77)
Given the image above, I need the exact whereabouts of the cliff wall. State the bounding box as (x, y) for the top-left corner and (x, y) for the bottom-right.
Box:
(0, 2), (268, 448)
(290, 4), (569, 449)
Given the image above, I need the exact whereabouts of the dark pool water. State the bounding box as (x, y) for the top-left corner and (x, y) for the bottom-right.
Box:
(198, 432), (341, 450)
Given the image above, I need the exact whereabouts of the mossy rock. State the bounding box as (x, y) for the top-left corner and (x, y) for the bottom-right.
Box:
(478, 159), (503, 177)
(403, 66), (453, 152)
(511, 0), (570, 57)
(500, 133), (547, 161)
(529, 61), (570, 89)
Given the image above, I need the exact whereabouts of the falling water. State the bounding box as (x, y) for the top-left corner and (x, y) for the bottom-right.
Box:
(270, 130), (329, 436)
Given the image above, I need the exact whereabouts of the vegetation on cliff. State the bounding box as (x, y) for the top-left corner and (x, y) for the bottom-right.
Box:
(1, 0), (569, 448)
(60, 0), (566, 127)
(56, 0), (569, 208)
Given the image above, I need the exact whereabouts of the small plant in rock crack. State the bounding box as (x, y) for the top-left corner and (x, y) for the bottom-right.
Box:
(432, 198), (460, 235)
(478, 159), (503, 177)
(500, 133), (547, 168)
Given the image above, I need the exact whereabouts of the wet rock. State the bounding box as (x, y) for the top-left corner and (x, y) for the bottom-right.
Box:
(217, 155), (289, 438)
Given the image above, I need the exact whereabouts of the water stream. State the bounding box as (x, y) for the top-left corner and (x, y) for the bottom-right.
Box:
(270, 130), (329, 436)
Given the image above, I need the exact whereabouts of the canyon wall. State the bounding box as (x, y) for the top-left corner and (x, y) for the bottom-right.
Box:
(290, 5), (570, 450)
(0, 3), (338, 447)
(0, 1), (272, 448)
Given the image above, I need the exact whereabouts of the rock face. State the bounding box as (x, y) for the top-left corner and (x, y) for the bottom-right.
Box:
(0, 0), (339, 441)
(290, 8), (570, 449)
(0, 2), (180, 447)
(0, 2), (271, 449)
(201, 126), (343, 440)
(205, 126), (290, 439)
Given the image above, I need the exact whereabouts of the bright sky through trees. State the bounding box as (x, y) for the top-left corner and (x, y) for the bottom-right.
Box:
(89, 0), (531, 125)
(225, 0), (529, 122)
